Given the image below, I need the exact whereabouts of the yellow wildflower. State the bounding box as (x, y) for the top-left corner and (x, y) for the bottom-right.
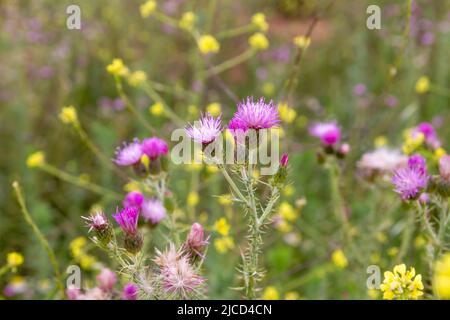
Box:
(214, 217), (231, 236)
(198, 35), (220, 54)
(331, 249), (348, 269)
(433, 253), (450, 299)
(279, 202), (297, 222)
(284, 291), (300, 300)
(149, 102), (164, 116)
(249, 33), (269, 51)
(402, 132), (424, 155)
(434, 148), (446, 160)
(206, 102), (221, 117)
(123, 180), (141, 192)
(217, 194), (233, 206)
(140, 0), (157, 18)
(251, 13), (269, 32)
(179, 11), (196, 31)
(278, 103), (296, 123)
(187, 191), (199, 207)
(214, 236), (234, 254)
(128, 70), (147, 87)
(188, 105), (199, 117)
(262, 286), (280, 300)
(106, 58), (129, 76)
(275, 219), (292, 233)
(414, 235), (426, 249)
(283, 185), (295, 197)
(262, 82), (275, 96)
(415, 76), (430, 94)
(79, 255), (96, 270)
(367, 289), (379, 300)
(59, 105), (78, 125)
(387, 247), (399, 257)
(374, 136), (388, 148)
(293, 35), (311, 49)
(27, 151), (45, 168)
(380, 264), (424, 300)
(69, 236), (87, 258)
(206, 165), (219, 174)
(375, 232), (387, 244)
(7, 252), (24, 268)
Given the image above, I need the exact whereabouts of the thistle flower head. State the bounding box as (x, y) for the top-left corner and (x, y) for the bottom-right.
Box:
(407, 154), (427, 175)
(112, 206), (140, 235)
(122, 283), (138, 300)
(154, 244), (205, 299)
(231, 97), (279, 130)
(141, 198), (166, 225)
(141, 137), (169, 159)
(357, 148), (407, 178)
(82, 211), (108, 232)
(114, 139), (143, 166)
(123, 191), (144, 208)
(439, 155), (450, 183)
(96, 268), (117, 292)
(309, 121), (341, 146)
(392, 165), (428, 201)
(380, 264), (424, 300)
(186, 113), (223, 145)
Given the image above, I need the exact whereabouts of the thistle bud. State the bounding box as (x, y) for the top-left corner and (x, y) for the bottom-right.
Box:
(272, 153), (289, 186)
(124, 232), (143, 254)
(337, 143), (350, 158)
(82, 212), (113, 245)
(280, 153), (289, 167)
(186, 223), (208, 259)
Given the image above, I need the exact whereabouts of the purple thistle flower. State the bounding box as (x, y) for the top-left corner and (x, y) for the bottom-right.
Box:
(392, 166), (428, 201)
(186, 223), (209, 255)
(309, 121), (341, 146)
(141, 137), (169, 159)
(186, 113), (223, 145)
(123, 191), (144, 208)
(114, 139), (143, 166)
(112, 207), (140, 235)
(353, 83), (367, 96)
(230, 97), (279, 130)
(141, 198), (167, 225)
(122, 283), (138, 300)
(408, 154), (427, 175)
(413, 122), (441, 149)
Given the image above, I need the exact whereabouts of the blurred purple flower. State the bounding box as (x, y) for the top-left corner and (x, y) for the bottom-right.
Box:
(309, 121), (341, 146)
(114, 139), (143, 166)
(122, 283), (138, 300)
(123, 191), (145, 208)
(141, 137), (169, 159)
(142, 198), (167, 225)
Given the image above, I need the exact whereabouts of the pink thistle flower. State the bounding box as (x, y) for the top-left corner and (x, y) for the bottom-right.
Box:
(66, 286), (81, 300)
(154, 244), (205, 299)
(309, 121), (341, 146)
(96, 268), (117, 292)
(230, 97), (279, 130)
(122, 283), (138, 300)
(112, 207), (140, 235)
(392, 166), (428, 201)
(439, 155), (450, 183)
(114, 139), (143, 166)
(123, 191), (144, 208)
(141, 198), (167, 225)
(141, 137), (169, 159)
(186, 113), (223, 145)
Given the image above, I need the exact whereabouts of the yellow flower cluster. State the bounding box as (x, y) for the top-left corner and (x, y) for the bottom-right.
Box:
(7, 252), (24, 268)
(214, 236), (235, 254)
(278, 103), (297, 123)
(251, 13), (269, 32)
(149, 102), (164, 116)
(415, 76), (430, 94)
(380, 264), (424, 300)
(198, 35), (220, 55)
(206, 102), (221, 117)
(27, 151), (46, 168)
(433, 253), (450, 299)
(59, 105), (78, 125)
(179, 11), (196, 31)
(140, 0), (157, 18)
(402, 131), (425, 155)
(69, 237), (96, 270)
(331, 249), (348, 269)
(293, 35), (311, 49)
(275, 201), (300, 233)
(106, 58), (129, 77)
(214, 217), (231, 236)
(262, 286), (279, 300)
(187, 191), (199, 207)
(249, 33), (269, 51)
(128, 70), (147, 87)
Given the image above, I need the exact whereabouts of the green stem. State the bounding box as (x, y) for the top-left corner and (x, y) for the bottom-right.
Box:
(219, 166), (248, 205)
(215, 24), (256, 39)
(12, 181), (64, 297)
(397, 211), (416, 262)
(207, 49), (255, 77)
